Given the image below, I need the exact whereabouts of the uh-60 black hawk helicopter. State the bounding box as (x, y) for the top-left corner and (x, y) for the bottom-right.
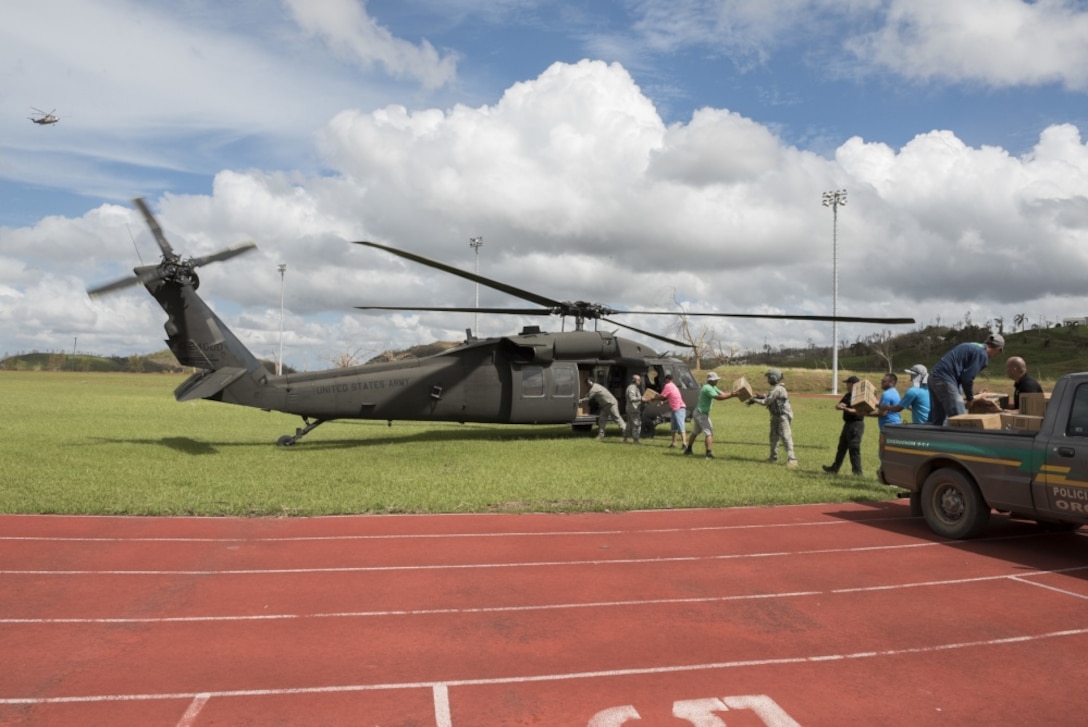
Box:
(89, 198), (914, 446)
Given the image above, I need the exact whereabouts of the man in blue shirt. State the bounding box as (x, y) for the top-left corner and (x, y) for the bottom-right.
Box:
(875, 373), (902, 430)
(927, 334), (1004, 425)
(880, 364), (931, 424)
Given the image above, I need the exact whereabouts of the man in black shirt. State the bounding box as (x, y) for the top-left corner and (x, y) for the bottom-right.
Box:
(1004, 356), (1043, 410)
(823, 375), (866, 476)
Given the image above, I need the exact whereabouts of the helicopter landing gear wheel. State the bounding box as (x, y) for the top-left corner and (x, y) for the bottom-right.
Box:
(277, 417), (327, 446)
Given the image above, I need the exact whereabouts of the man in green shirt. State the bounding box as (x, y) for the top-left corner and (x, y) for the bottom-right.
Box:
(683, 371), (737, 459)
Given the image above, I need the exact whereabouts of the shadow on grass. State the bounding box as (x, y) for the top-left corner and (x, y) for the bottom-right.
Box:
(89, 424), (593, 453)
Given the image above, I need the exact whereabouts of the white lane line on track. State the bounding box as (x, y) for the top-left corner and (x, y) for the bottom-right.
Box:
(3, 627), (1088, 706)
(175, 693), (209, 727)
(1010, 574), (1088, 600)
(3, 566), (1084, 625)
(0, 539), (945, 576)
(0, 530), (1065, 576)
(0, 519), (864, 542)
(433, 684), (452, 727)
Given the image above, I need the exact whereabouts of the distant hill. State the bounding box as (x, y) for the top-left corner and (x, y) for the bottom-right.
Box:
(0, 349), (283, 374)
(365, 341), (461, 363)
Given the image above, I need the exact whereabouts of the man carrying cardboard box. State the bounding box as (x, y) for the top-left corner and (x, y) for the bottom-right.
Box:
(823, 375), (866, 476)
(684, 371), (737, 460)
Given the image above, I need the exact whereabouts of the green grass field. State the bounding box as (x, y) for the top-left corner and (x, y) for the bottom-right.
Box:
(4, 371), (921, 516)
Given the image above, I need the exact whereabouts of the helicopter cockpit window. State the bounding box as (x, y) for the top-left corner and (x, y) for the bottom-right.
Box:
(1067, 384), (1088, 437)
(552, 364), (576, 398)
(666, 364), (698, 390)
(521, 366), (545, 398)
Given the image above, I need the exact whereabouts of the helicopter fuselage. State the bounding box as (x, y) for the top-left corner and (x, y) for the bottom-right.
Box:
(139, 244), (698, 444)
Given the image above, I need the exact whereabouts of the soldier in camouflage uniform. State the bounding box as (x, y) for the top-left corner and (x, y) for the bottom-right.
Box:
(580, 378), (626, 439)
(747, 368), (798, 467)
(622, 373), (644, 444)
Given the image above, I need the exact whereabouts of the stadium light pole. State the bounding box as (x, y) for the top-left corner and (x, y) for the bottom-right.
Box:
(822, 190), (847, 395)
(469, 236), (483, 335)
(277, 263), (287, 376)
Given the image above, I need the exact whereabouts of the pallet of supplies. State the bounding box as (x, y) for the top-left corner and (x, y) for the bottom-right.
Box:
(732, 376), (753, 402)
(1019, 392), (1051, 417)
(949, 413), (1003, 430)
(1000, 413), (1044, 432)
(850, 379), (880, 414)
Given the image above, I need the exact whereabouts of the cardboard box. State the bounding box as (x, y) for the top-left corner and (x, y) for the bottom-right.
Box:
(968, 394), (1006, 414)
(851, 379), (879, 414)
(1000, 413), (1044, 432)
(949, 413), (1004, 430)
(641, 388), (659, 404)
(1019, 392), (1051, 417)
(732, 376), (753, 402)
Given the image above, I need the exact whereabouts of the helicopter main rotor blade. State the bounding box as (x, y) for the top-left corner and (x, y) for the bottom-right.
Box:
(618, 310), (915, 325)
(354, 241), (564, 310)
(87, 265), (163, 298)
(189, 241), (257, 268)
(87, 275), (143, 298)
(133, 197), (175, 257)
(356, 305), (551, 315)
(601, 317), (690, 348)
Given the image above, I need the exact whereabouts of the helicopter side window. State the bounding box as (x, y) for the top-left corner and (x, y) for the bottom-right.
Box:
(1067, 384), (1088, 437)
(666, 364), (698, 390)
(521, 366), (545, 398)
(552, 364), (576, 398)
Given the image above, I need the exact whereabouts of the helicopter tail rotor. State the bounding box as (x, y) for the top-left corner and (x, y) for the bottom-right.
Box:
(88, 198), (257, 298)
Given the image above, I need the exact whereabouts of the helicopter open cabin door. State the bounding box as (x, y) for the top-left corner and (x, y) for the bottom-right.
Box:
(508, 361), (579, 424)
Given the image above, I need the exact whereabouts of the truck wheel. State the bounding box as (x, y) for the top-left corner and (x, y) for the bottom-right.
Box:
(920, 469), (990, 539)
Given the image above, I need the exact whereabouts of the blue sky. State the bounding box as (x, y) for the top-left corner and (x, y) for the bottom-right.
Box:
(4, 0), (1088, 368)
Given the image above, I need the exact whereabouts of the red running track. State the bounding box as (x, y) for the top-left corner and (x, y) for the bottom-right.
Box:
(1, 501), (1086, 726)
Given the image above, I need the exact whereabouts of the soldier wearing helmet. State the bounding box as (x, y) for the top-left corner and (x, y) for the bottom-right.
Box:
(748, 368), (798, 467)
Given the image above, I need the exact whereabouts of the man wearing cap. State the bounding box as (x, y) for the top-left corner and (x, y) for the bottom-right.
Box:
(683, 371), (736, 459)
(1003, 356), (1043, 410)
(823, 374), (866, 475)
(927, 334), (1005, 425)
(879, 364), (931, 424)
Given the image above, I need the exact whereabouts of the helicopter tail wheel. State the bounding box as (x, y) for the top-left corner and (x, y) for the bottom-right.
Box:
(277, 417), (327, 446)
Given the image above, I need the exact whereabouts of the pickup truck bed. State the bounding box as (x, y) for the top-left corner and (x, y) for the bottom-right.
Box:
(878, 372), (1088, 538)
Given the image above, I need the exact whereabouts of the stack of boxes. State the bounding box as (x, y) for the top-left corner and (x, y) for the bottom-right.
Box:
(1000, 392), (1049, 432)
(949, 392), (1050, 431)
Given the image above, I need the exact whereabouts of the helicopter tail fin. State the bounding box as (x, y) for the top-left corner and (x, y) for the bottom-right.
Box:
(151, 279), (272, 405)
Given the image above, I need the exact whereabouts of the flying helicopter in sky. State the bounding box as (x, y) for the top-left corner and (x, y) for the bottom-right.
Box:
(89, 198), (914, 446)
(28, 107), (59, 125)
